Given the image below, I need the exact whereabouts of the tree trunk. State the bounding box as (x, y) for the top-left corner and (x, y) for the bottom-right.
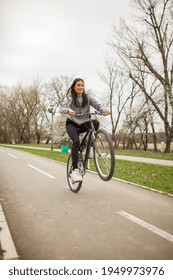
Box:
(164, 122), (172, 153)
(151, 124), (157, 152)
(45, 137), (50, 144)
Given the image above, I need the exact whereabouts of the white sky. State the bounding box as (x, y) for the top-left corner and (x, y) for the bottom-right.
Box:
(0, 0), (131, 92)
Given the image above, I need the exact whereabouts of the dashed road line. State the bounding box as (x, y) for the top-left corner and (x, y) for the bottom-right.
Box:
(28, 164), (56, 179)
(8, 153), (18, 159)
(117, 210), (173, 243)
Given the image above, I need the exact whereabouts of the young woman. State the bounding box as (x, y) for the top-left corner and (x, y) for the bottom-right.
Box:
(60, 78), (109, 182)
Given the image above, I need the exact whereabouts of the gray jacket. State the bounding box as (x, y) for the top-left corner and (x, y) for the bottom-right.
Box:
(59, 94), (104, 125)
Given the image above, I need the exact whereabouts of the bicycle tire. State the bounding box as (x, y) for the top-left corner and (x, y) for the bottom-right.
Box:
(94, 128), (115, 181)
(67, 154), (83, 193)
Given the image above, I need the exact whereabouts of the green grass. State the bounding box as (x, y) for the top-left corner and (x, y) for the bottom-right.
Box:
(3, 146), (173, 195)
(8, 143), (60, 148)
(89, 158), (173, 194)
(114, 160), (173, 194)
(15, 148), (70, 162)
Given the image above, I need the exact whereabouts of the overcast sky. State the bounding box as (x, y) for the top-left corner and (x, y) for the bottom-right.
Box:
(0, 0), (131, 92)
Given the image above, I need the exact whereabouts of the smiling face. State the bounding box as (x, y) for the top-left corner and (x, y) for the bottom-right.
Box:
(73, 80), (84, 96)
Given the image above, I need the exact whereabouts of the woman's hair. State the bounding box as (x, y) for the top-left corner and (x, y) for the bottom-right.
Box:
(67, 78), (88, 108)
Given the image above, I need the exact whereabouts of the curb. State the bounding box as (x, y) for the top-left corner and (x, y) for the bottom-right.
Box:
(0, 204), (18, 260)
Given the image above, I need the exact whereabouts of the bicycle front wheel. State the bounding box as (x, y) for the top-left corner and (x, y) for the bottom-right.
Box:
(67, 154), (83, 193)
(94, 128), (115, 181)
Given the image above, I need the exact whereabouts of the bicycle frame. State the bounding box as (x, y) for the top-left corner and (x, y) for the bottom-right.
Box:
(78, 114), (96, 172)
(67, 111), (115, 192)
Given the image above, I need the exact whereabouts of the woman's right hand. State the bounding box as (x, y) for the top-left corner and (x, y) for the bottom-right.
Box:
(68, 109), (76, 116)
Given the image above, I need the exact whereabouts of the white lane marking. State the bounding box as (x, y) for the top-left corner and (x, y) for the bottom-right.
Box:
(0, 149), (4, 152)
(28, 164), (56, 179)
(8, 153), (18, 159)
(117, 210), (173, 243)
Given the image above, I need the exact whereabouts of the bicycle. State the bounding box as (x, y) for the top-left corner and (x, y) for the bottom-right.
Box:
(67, 111), (115, 193)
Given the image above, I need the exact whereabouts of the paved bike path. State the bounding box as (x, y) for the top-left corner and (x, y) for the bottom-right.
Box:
(0, 145), (172, 260)
(115, 155), (173, 166)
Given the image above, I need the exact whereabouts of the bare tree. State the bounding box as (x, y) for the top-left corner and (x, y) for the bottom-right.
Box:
(0, 86), (12, 143)
(109, 0), (173, 152)
(99, 59), (135, 145)
(44, 76), (72, 144)
(0, 81), (47, 144)
(11, 85), (38, 143)
(0, 76), (73, 145)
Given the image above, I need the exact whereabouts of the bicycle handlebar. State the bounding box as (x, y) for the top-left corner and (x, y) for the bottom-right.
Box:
(76, 111), (103, 117)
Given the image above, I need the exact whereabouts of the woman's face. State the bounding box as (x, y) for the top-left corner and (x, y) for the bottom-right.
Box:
(73, 80), (84, 96)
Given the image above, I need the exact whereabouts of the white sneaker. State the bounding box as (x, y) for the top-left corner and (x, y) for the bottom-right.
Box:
(71, 169), (83, 182)
(89, 147), (94, 158)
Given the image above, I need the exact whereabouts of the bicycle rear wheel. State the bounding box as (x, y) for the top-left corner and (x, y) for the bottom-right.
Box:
(67, 154), (83, 193)
(94, 128), (115, 181)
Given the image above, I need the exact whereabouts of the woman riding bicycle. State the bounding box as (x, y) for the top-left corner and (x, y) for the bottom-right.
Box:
(60, 78), (109, 182)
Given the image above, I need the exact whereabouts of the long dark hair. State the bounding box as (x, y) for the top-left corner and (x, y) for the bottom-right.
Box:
(67, 78), (88, 108)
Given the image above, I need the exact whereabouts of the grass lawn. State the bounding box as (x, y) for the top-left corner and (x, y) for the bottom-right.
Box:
(114, 160), (173, 194)
(3, 146), (173, 195)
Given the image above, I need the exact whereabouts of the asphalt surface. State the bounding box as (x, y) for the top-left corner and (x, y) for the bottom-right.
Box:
(0, 146), (173, 260)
